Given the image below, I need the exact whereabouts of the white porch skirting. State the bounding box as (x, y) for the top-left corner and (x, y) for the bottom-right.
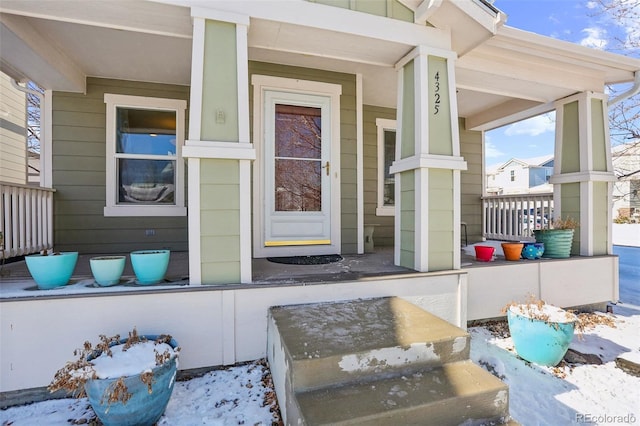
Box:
(0, 271), (466, 393)
(466, 255), (618, 321)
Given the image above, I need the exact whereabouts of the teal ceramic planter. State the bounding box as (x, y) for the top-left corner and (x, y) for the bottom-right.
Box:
(90, 256), (126, 286)
(130, 250), (170, 285)
(85, 336), (179, 426)
(25, 252), (78, 289)
(533, 229), (574, 258)
(507, 304), (576, 366)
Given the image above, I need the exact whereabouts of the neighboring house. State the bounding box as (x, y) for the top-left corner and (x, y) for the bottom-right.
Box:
(1, 0), (639, 396)
(0, 70), (27, 185)
(486, 155), (554, 195)
(612, 142), (640, 222)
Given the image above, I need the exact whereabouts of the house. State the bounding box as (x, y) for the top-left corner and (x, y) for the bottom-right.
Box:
(1, 0), (638, 401)
(0, 71), (27, 185)
(612, 142), (640, 221)
(486, 155), (554, 195)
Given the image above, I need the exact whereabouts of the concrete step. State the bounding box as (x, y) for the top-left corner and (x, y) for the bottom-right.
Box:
(268, 297), (470, 391)
(294, 360), (510, 426)
(267, 296), (514, 425)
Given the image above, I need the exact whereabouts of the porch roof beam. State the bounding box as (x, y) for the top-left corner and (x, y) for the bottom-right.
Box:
(0, 0), (192, 39)
(0, 13), (85, 92)
(166, 0), (450, 50)
(465, 99), (553, 131)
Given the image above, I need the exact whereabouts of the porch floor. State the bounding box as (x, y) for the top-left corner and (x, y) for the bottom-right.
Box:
(0, 244), (551, 299)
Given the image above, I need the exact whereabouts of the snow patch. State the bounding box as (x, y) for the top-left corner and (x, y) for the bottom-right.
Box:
(338, 343), (438, 373)
(452, 336), (467, 353)
(494, 390), (508, 407)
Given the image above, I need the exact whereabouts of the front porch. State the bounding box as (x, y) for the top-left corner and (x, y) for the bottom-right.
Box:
(0, 245), (619, 395)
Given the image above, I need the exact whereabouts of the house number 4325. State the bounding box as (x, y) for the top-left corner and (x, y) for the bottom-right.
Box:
(434, 71), (441, 115)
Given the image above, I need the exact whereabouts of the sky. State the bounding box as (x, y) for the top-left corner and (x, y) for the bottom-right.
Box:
(485, 0), (638, 168)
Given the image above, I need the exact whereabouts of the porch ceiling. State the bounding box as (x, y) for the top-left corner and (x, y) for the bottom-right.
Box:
(1, 1), (638, 131)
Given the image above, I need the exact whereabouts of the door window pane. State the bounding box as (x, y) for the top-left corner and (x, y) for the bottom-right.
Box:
(275, 104), (321, 159)
(275, 159), (321, 211)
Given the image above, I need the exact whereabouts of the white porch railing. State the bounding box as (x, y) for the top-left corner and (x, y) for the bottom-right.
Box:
(483, 193), (554, 241)
(0, 182), (55, 259)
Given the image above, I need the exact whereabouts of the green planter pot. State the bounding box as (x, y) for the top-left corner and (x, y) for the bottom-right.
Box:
(533, 229), (575, 258)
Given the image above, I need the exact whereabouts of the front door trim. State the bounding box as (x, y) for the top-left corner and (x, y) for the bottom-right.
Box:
(251, 75), (342, 258)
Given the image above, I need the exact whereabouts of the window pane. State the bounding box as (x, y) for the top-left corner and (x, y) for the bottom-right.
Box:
(383, 129), (396, 206)
(117, 108), (177, 155)
(275, 159), (321, 211)
(275, 104), (321, 159)
(118, 159), (175, 204)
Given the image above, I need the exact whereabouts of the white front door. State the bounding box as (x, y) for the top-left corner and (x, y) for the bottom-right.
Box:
(252, 76), (341, 258)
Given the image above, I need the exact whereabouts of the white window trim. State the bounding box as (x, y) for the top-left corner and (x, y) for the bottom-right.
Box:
(376, 118), (396, 216)
(104, 94), (187, 217)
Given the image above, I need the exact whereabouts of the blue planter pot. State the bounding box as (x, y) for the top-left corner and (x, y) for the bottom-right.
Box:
(85, 336), (179, 426)
(507, 305), (576, 366)
(521, 242), (544, 259)
(130, 250), (170, 285)
(24, 252), (78, 289)
(90, 256), (126, 286)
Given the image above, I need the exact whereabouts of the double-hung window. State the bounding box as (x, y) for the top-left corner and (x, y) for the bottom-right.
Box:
(104, 94), (187, 216)
(376, 118), (396, 216)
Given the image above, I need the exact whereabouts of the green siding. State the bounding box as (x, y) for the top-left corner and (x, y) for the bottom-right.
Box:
(593, 181), (609, 254)
(308, 0), (414, 22)
(591, 98), (607, 172)
(200, 159), (241, 284)
(428, 169), (454, 270)
(201, 20), (239, 142)
(248, 61), (358, 253)
(363, 105), (395, 247)
(428, 56), (452, 156)
(561, 101), (581, 174)
(51, 78), (189, 253)
(560, 182), (581, 255)
(459, 119), (483, 245)
(401, 61), (415, 159)
(399, 170), (415, 269)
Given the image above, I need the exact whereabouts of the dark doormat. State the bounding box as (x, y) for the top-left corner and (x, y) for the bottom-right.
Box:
(267, 254), (343, 265)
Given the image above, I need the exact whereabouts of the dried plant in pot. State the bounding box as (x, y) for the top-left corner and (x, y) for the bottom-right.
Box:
(533, 216), (578, 259)
(503, 298), (577, 366)
(49, 328), (180, 426)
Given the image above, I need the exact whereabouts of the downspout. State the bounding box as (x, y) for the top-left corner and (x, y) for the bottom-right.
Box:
(10, 79), (50, 188)
(608, 70), (640, 107)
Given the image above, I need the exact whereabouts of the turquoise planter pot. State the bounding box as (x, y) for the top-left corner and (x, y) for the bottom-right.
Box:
(533, 229), (574, 258)
(90, 256), (126, 286)
(85, 336), (179, 426)
(130, 250), (170, 285)
(521, 242), (544, 259)
(24, 252), (78, 289)
(507, 305), (576, 366)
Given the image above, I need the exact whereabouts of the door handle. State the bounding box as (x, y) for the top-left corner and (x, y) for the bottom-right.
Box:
(322, 161), (330, 176)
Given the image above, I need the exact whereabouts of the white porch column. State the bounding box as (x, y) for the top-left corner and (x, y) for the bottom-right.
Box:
(183, 9), (255, 285)
(551, 91), (616, 256)
(391, 46), (467, 272)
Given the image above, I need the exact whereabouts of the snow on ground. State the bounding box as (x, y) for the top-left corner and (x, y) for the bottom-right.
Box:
(470, 311), (640, 425)
(1, 246), (639, 425)
(0, 360), (277, 426)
